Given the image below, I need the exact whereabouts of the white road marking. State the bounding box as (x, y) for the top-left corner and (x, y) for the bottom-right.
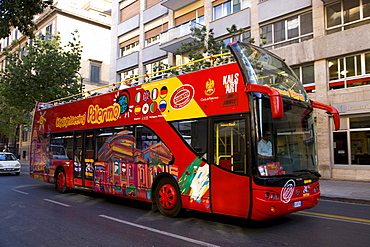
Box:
(12, 189), (29, 195)
(99, 214), (220, 247)
(44, 199), (71, 207)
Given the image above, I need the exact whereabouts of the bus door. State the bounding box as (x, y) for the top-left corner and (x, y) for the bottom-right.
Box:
(209, 116), (251, 218)
(73, 131), (95, 189)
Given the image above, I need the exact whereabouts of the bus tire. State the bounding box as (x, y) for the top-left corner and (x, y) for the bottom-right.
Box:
(154, 177), (182, 217)
(55, 168), (68, 193)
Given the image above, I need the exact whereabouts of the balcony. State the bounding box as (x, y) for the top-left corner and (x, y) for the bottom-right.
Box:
(161, 0), (200, 11)
(116, 51), (139, 72)
(142, 43), (168, 63)
(258, 0), (311, 23)
(159, 21), (203, 53)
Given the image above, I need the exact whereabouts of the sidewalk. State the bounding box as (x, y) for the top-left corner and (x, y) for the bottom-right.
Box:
(320, 179), (370, 204)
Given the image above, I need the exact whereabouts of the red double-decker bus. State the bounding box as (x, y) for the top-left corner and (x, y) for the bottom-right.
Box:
(30, 42), (339, 220)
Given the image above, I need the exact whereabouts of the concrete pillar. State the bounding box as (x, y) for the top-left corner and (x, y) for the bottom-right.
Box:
(167, 9), (175, 66)
(204, 0), (212, 32)
(110, 0), (120, 83)
(312, 0), (325, 38)
(250, 0), (260, 45)
(314, 59), (333, 179)
(312, 0), (333, 179)
(139, 0), (146, 77)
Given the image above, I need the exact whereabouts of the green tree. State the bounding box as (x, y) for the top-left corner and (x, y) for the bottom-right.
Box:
(0, 31), (83, 114)
(175, 26), (228, 73)
(0, 0), (53, 39)
(226, 24), (245, 41)
(0, 97), (25, 139)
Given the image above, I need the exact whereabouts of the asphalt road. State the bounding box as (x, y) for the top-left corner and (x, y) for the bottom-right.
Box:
(0, 166), (369, 247)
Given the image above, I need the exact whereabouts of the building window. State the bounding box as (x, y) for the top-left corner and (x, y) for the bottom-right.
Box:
(213, 0), (245, 21)
(292, 63), (315, 93)
(260, 11), (313, 49)
(145, 23), (168, 47)
(119, 67), (139, 86)
(90, 64), (101, 83)
(326, 0), (370, 34)
(328, 51), (370, 89)
(120, 41), (139, 56)
(334, 116), (370, 165)
(120, 36), (139, 57)
(146, 0), (160, 9)
(46, 24), (52, 41)
(145, 58), (169, 81)
(22, 128), (28, 142)
(120, 0), (140, 22)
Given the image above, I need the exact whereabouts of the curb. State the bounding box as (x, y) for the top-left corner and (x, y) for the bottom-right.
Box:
(320, 196), (370, 205)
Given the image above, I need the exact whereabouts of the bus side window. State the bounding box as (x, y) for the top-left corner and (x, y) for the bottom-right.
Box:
(135, 125), (173, 165)
(170, 118), (207, 157)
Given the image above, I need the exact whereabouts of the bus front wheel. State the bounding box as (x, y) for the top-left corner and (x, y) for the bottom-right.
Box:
(154, 177), (181, 217)
(55, 168), (68, 193)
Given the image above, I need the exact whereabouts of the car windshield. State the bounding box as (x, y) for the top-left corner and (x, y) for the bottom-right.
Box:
(229, 42), (309, 102)
(0, 153), (17, 161)
(255, 97), (317, 176)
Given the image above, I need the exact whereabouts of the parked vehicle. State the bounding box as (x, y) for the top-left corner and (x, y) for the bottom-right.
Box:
(0, 152), (21, 176)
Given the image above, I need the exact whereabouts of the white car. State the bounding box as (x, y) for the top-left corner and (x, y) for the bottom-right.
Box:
(0, 152), (21, 176)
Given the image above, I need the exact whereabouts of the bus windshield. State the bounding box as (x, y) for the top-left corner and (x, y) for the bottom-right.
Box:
(255, 97), (317, 177)
(230, 42), (309, 102)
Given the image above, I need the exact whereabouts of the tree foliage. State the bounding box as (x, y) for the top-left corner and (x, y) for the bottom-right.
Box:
(0, 31), (83, 114)
(175, 26), (228, 73)
(176, 26), (227, 60)
(0, 96), (25, 139)
(0, 0), (53, 39)
(174, 24), (266, 74)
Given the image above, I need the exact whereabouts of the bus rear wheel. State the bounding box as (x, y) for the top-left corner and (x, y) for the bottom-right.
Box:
(155, 177), (181, 217)
(55, 168), (68, 193)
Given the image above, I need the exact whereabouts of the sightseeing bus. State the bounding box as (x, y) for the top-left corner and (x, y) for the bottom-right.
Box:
(30, 42), (339, 220)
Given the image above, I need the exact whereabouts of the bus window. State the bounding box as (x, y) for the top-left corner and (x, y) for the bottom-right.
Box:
(74, 133), (83, 178)
(135, 125), (173, 165)
(170, 118), (207, 157)
(213, 119), (246, 173)
(85, 132), (95, 179)
(50, 132), (73, 160)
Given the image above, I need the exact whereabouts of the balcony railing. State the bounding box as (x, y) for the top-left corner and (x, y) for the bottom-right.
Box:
(160, 21), (204, 45)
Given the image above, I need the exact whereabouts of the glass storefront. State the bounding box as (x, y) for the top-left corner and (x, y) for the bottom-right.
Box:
(333, 115), (370, 165)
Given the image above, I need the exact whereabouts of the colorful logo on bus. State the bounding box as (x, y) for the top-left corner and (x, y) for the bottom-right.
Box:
(170, 84), (194, 110)
(205, 78), (215, 96)
(116, 91), (130, 114)
(281, 179), (296, 203)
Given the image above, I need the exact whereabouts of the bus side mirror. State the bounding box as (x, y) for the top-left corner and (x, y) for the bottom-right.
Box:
(245, 83), (283, 119)
(311, 100), (340, 131)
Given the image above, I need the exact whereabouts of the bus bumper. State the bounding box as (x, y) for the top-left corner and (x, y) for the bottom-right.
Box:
(250, 185), (320, 220)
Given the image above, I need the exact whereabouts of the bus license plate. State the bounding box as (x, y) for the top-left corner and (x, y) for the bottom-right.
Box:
(293, 201), (302, 208)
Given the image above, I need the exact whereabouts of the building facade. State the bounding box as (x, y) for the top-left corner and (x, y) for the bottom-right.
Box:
(110, 0), (370, 182)
(0, 0), (112, 160)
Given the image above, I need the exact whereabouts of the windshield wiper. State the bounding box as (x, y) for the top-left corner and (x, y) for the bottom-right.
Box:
(293, 169), (321, 177)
